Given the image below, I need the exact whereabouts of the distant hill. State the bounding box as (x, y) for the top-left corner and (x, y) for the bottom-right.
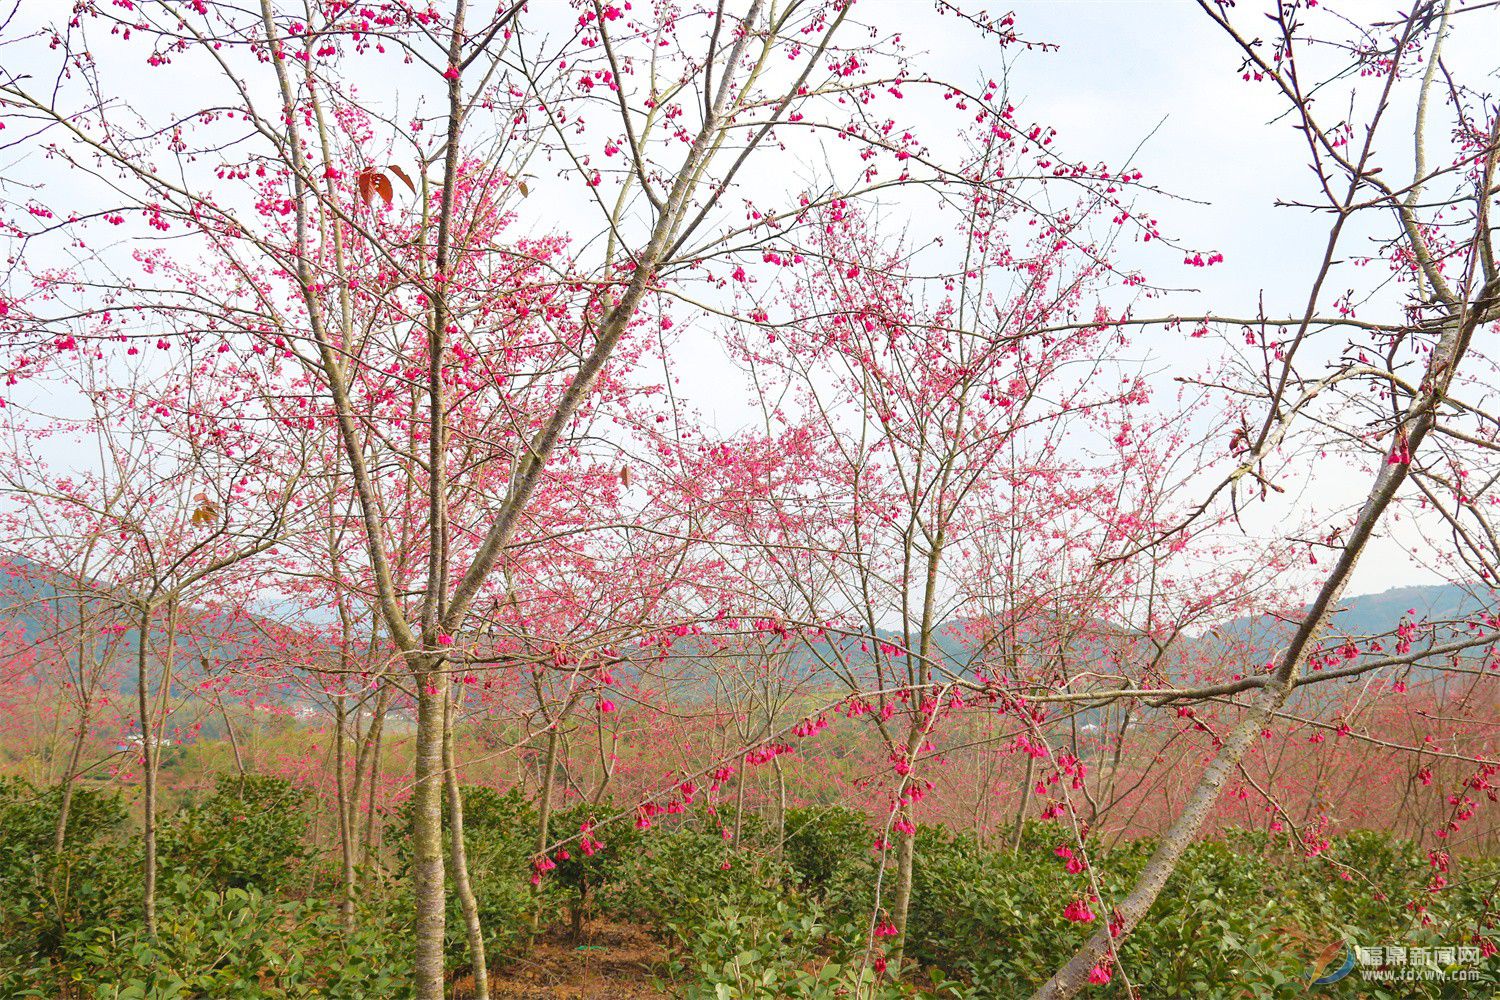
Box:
(1327, 581), (1492, 635)
(4, 544), (1490, 710)
(1222, 581), (1494, 647)
(0, 551), (323, 699)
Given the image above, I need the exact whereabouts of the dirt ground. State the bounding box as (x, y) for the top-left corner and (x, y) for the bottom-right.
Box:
(453, 921), (674, 1000)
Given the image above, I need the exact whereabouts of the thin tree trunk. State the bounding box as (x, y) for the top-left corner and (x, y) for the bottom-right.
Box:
(53, 697), (89, 854)
(142, 597), (180, 937)
(219, 694), (247, 781)
(134, 602), (158, 937)
(1012, 752), (1036, 856)
(44, 659), (69, 786)
(335, 698), (357, 932)
(55, 592), (104, 855)
(531, 726), (559, 933)
(444, 689), (488, 1000)
(411, 673), (447, 1000)
(732, 760), (747, 846)
(357, 683), (392, 874)
(889, 801), (917, 968)
(888, 528), (947, 970)
(771, 753), (787, 860)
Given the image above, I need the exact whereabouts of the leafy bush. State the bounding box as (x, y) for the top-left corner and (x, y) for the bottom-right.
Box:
(47, 876), (412, 999)
(903, 825), (1499, 999)
(612, 822), (780, 932)
(781, 805), (877, 918)
(161, 774), (310, 893)
(0, 777), (134, 994)
(1, 773), (413, 999)
(545, 799), (644, 939)
(3, 769), (1495, 999)
(608, 819), (923, 999)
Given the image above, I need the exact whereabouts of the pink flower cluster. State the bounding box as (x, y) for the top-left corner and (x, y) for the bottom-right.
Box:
(791, 715), (828, 737)
(1063, 898), (1096, 923)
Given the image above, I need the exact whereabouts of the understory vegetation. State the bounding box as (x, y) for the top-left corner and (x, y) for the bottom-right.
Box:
(3, 776), (1494, 999)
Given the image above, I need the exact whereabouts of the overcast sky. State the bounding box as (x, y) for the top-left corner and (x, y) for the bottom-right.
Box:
(7, 1), (1497, 601)
(888, 1), (1500, 598)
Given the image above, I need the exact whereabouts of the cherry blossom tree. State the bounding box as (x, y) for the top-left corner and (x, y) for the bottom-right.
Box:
(1033, 2), (1500, 994)
(3, 1), (1106, 994)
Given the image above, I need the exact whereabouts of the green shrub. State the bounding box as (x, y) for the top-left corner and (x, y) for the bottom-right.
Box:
(781, 805), (878, 918)
(47, 875), (413, 999)
(0, 777), (134, 994)
(161, 774), (310, 893)
(545, 799), (644, 940)
(3, 768), (1496, 1000)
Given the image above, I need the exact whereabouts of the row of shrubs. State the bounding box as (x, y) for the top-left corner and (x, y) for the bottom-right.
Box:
(0, 775), (412, 999)
(2, 774), (1495, 998)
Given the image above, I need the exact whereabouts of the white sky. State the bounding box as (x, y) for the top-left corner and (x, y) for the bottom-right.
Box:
(894, 0), (1500, 598)
(6, 0), (1497, 601)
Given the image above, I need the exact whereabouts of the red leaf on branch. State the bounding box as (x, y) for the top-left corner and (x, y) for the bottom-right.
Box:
(388, 165), (416, 194)
(356, 169), (393, 207)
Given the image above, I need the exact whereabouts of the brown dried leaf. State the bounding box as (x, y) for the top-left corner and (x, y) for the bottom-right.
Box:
(389, 164), (416, 194)
(356, 169), (378, 206)
(372, 173), (393, 207)
(190, 497), (219, 527)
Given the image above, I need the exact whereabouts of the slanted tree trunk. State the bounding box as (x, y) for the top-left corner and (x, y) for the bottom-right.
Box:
(356, 682), (392, 874)
(733, 760), (748, 846)
(1033, 20), (1496, 987)
(53, 641), (91, 855)
(53, 717), (87, 853)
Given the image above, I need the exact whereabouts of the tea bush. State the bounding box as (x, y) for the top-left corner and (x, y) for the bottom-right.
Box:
(546, 798), (644, 939)
(160, 774), (310, 893)
(3, 772), (1496, 999)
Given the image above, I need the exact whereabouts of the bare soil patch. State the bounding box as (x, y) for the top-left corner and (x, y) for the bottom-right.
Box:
(454, 921), (674, 1000)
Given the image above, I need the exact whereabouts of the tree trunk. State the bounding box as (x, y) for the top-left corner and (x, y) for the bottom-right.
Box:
(888, 803), (917, 970)
(771, 753), (787, 860)
(1012, 752), (1036, 856)
(335, 698), (357, 933)
(411, 673), (447, 1000)
(53, 624), (95, 856)
(732, 759), (747, 846)
(570, 881), (589, 944)
(53, 700), (89, 855)
(358, 683), (392, 874)
(219, 694), (247, 781)
(444, 689), (488, 1000)
(530, 726), (559, 933)
(134, 602), (158, 937)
